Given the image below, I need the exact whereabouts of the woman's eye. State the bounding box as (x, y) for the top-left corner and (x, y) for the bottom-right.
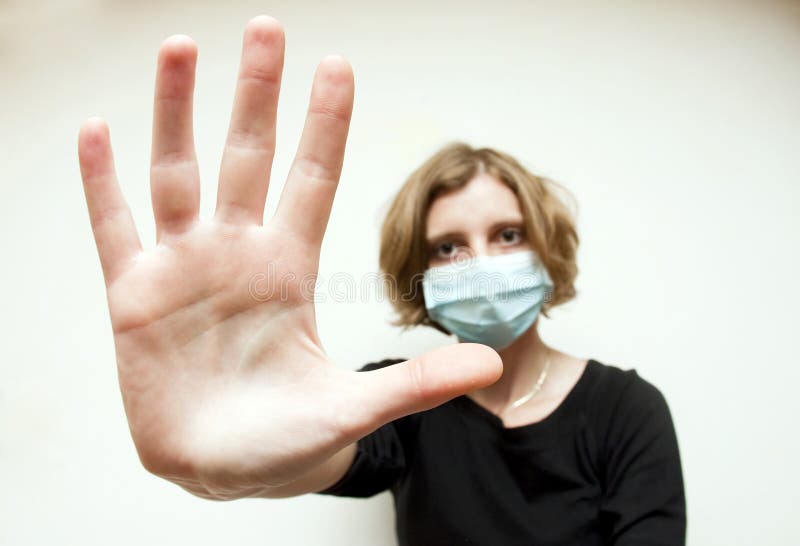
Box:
(436, 242), (456, 257)
(499, 228), (523, 244)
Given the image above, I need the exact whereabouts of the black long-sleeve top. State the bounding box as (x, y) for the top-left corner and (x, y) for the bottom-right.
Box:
(318, 358), (686, 546)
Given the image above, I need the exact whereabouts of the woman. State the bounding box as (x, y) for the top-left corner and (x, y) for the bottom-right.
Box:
(77, 15), (685, 546)
(318, 144), (686, 545)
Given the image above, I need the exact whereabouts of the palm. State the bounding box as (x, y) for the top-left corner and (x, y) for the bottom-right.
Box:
(78, 16), (501, 498)
(113, 215), (368, 491)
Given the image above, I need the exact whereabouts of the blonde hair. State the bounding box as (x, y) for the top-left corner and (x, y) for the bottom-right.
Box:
(379, 142), (580, 331)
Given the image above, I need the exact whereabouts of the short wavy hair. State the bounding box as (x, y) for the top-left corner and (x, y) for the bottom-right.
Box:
(379, 142), (580, 331)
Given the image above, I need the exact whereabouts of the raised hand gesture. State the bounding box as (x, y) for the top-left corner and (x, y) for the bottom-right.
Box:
(78, 16), (501, 500)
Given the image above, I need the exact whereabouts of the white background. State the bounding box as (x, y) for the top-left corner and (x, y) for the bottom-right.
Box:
(1, 0), (798, 544)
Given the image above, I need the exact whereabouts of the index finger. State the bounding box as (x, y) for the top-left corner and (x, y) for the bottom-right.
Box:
(273, 55), (354, 247)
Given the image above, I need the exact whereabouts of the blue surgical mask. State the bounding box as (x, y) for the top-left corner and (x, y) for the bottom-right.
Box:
(421, 250), (554, 350)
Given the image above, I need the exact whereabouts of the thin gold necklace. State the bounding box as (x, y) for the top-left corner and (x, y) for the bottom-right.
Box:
(508, 354), (552, 411)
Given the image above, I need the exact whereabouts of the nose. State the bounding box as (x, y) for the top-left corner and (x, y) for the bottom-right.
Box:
(465, 237), (490, 259)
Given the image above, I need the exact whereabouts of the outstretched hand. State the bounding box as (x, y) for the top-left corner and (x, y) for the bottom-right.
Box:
(78, 15), (501, 499)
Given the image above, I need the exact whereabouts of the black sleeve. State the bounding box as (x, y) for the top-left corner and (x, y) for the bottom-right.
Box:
(316, 359), (415, 498)
(598, 371), (687, 546)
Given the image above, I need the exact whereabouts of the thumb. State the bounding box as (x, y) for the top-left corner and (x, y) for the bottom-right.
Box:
(354, 343), (503, 427)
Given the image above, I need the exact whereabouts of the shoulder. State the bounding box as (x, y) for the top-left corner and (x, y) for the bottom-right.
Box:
(584, 359), (669, 414)
(584, 362), (686, 540)
(581, 359), (674, 440)
(356, 358), (407, 373)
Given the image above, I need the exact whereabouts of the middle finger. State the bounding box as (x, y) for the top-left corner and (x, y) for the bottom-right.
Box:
(215, 16), (285, 225)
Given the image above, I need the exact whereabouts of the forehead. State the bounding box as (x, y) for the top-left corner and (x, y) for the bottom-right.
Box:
(426, 174), (522, 237)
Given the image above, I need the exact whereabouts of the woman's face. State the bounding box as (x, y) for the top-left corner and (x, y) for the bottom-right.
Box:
(425, 173), (530, 268)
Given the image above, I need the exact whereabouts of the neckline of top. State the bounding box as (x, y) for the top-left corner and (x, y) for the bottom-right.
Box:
(454, 358), (600, 435)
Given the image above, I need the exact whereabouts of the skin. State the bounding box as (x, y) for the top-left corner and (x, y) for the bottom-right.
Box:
(77, 16), (502, 500)
(426, 174), (589, 428)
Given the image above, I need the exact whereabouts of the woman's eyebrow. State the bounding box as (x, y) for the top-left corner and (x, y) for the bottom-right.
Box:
(487, 219), (525, 232)
(425, 230), (463, 245)
(426, 219), (525, 244)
